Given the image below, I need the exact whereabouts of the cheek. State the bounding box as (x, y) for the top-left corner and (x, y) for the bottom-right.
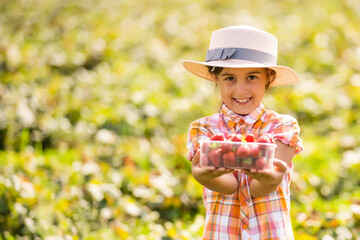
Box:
(255, 88), (266, 101)
(248, 86), (265, 101)
(254, 81), (267, 94)
(219, 86), (232, 99)
(255, 86), (266, 95)
(219, 89), (227, 101)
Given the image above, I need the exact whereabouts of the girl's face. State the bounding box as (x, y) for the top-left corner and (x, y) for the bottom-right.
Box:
(216, 68), (267, 115)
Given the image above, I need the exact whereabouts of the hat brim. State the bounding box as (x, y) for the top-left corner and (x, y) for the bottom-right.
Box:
(182, 59), (300, 87)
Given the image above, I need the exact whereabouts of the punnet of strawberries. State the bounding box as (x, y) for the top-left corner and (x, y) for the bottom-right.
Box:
(199, 133), (276, 170)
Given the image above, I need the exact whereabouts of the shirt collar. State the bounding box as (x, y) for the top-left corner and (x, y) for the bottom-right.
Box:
(221, 103), (265, 126)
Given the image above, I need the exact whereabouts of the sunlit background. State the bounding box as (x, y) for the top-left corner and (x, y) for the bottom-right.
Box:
(1, 0), (360, 239)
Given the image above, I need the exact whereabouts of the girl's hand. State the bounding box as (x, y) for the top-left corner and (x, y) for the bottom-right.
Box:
(191, 149), (238, 194)
(243, 141), (295, 198)
(191, 149), (234, 180)
(241, 159), (287, 187)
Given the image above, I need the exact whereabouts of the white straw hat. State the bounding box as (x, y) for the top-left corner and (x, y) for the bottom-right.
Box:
(182, 25), (300, 86)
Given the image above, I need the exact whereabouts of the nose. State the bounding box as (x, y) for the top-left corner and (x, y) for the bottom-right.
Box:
(234, 81), (248, 95)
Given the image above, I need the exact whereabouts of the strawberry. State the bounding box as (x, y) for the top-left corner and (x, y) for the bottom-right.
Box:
(207, 148), (223, 167)
(228, 134), (242, 142)
(209, 142), (221, 150)
(210, 133), (225, 141)
(226, 134), (234, 140)
(221, 143), (233, 153)
(257, 135), (271, 144)
(244, 133), (255, 142)
(235, 144), (251, 159)
(250, 144), (261, 158)
(222, 151), (236, 168)
(263, 133), (275, 143)
(257, 134), (275, 150)
(255, 157), (266, 170)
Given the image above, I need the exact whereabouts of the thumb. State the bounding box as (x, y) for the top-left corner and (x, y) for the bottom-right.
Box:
(272, 159), (288, 173)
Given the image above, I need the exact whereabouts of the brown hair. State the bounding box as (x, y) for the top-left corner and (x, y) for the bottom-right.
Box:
(206, 66), (276, 90)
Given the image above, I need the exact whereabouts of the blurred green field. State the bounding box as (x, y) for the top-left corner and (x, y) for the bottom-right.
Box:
(0, 0), (360, 239)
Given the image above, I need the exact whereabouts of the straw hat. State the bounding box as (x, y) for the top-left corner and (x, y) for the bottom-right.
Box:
(182, 25), (300, 86)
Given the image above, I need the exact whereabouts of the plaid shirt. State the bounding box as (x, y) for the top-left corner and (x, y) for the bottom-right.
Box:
(187, 103), (304, 240)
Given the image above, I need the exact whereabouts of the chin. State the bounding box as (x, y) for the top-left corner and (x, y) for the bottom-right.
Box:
(233, 109), (251, 116)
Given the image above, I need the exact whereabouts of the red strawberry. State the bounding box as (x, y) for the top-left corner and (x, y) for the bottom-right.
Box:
(250, 144), (261, 158)
(255, 157), (266, 170)
(226, 133), (235, 140)
(226, 134), (233, 140)
(228, 134), (242, 142)
(222, 151), (236, 168)
(244, 133), (255, 142)
(207, 148), (223, 167)
(221, 143), (233, 153)
(235, 144), (251, 159)
(210, 133), (225, 141)
(257, 134), (275, 150)
(257, 135), (271, 144)
(263, 133), (275, 143)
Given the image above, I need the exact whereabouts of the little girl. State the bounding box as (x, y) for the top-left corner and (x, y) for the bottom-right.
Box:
(183, 25), (304, 239)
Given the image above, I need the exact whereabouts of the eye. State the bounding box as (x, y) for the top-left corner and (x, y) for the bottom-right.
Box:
(247, 75), (258, 80)
(225, 76), (235, 82)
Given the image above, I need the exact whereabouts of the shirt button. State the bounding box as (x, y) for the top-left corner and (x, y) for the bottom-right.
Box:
(243, 224), (248, 229)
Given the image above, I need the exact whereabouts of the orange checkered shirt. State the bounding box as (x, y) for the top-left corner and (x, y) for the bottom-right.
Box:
(187, 103), (304, 240)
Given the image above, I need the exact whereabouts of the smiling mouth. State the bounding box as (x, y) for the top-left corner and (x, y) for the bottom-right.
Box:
(234, 98), (251, 104)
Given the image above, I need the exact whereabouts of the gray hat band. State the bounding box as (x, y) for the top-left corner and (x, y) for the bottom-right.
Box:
(205, 48), (277, 65)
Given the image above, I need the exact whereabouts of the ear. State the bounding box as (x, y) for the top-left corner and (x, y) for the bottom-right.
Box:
(265, 80), (270, 91)
(265, 68), (276, 89)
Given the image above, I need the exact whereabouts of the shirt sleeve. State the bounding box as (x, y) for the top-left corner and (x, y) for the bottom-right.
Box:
(186, 119), (213, 161)
(270, 115), (304, 154)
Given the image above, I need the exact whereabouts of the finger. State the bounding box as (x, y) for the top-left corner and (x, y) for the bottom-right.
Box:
(217, 167), (228, 172)
(242, 169), (259, 174)
(241, 169), (254, 177)
(191, 149), (200, 166)
(222, 168), (235, 174)
(206, 166), (216, 171)
(242, 171), (256, 179)
(273, 159), (288, 173)
(212, 167), (231, 175)
(254, 168), (271, 174)
(211, 167), (234, 177)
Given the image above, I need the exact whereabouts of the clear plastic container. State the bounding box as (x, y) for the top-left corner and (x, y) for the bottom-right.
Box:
(199, 140), (276, 170)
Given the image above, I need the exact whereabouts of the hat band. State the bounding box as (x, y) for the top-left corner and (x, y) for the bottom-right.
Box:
(205, 48), (276, 65)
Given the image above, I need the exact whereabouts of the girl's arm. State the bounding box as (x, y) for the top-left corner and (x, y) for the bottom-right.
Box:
(191, 150), (238, 195)
(244, 140), (295, 198)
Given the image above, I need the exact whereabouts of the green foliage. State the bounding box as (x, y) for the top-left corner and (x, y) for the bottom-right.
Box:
(1, 0), (360, 239)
